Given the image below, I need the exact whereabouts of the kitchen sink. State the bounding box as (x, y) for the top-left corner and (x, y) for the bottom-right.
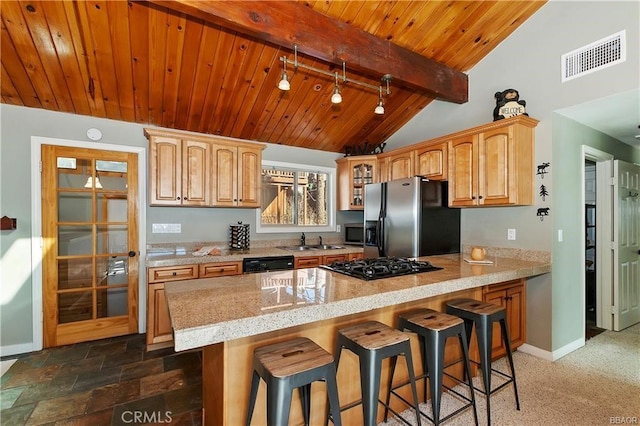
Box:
(277, 245), (344, 251)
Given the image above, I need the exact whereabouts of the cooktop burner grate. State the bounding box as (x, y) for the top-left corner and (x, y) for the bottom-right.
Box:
(322, 257), (442, 281)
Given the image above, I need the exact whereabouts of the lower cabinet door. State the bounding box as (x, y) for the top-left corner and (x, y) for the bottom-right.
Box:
(483, 288), (508, 360)
(147, 283), (174, 346)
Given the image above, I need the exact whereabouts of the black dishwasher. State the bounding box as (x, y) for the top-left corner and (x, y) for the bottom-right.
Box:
(242, 255), (295, 274)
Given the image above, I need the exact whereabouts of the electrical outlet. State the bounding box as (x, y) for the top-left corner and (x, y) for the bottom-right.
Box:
(337, 225), (341, 233)
(507, 228), (516, 240)
(152, 223), (182, 233)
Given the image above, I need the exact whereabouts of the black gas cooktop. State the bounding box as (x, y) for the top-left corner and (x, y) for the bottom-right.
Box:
(322, 257), (442, 281)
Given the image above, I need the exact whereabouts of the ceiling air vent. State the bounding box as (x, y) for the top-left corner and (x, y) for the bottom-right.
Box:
(562, 30), (626, 82)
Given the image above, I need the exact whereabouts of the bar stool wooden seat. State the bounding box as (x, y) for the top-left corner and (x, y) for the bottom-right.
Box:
(330, 320), (422, 426)
(388, 308), (478, 425)
(445, 298), (520, 425)
(246, 337), (342, 426)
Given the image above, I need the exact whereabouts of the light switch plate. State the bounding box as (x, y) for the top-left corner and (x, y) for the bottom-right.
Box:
(507, 228), (516, 240)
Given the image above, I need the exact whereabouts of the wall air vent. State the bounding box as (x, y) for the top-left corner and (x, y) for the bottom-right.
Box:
(561, 30), (626, 82)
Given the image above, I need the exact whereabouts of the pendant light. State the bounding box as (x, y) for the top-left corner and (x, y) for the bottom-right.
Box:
(330, 72), (342, 104)
(278, 57), (290, 91)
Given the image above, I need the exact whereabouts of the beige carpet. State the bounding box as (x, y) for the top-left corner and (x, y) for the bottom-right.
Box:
(381, 323), (640, 425)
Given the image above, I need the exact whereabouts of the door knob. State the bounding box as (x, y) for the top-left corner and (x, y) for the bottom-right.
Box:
(128, 251), (136, 257)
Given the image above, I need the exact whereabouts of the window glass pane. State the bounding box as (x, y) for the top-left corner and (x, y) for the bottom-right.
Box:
(261, 167), (328, 227)
(261, 169), (294, 225)
(57, 157), (77, 169)
(96, 160), (127, 173)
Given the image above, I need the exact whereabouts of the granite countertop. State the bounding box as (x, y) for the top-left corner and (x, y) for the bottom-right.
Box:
(146, 244), (364, 267)
(164, 253), (551, 351)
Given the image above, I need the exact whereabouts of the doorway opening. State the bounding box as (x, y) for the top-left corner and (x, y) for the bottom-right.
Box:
(581, 146), (614, 342)
(584, 160), (604, 339)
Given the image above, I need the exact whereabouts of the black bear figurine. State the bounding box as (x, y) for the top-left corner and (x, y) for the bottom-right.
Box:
(493, 89), (528, 121)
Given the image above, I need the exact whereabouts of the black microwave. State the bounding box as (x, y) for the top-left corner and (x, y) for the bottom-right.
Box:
(343, 223), (364, 245)
(344, 223), (376, 246)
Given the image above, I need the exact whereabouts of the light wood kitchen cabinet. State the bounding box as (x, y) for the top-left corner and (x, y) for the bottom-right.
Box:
(211, 142), (264, 207)
(294, 254), (350, 269)
(448, 116), (538, 207)
(415, 141), (447, 180)
(380, 150), (415, 182)
(146, 131), (211, 206)
(199, 261), (242, 278)
(336, 156), (377, 210)
(483, 279), (526, 360)
(146, 262), (242, 350)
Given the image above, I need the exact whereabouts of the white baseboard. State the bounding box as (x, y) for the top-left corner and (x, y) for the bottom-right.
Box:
(518, 337), (585, 361)
(1, 342), (35, 358)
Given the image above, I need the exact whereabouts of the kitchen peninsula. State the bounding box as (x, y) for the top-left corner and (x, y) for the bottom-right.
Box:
(164, 253), (550, 425)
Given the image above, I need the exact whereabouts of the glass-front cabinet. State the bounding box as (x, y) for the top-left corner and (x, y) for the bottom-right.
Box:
(336, 155), (377, 210)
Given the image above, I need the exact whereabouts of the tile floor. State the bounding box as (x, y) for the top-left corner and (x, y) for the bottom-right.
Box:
(0, 334), (202, 425)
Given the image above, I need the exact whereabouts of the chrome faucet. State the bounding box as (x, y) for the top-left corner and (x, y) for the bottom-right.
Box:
(301, 232), (306, 246)
(319, 236), (323, 246)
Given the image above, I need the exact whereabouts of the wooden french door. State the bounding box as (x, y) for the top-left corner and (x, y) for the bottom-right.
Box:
(41, 145), (139, 347)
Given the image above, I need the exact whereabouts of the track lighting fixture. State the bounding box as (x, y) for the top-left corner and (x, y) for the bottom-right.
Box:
(277, 44), (391, 114)
(278, 57), (290, 91)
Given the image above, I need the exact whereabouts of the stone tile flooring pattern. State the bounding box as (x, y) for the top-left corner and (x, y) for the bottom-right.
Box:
(0, 334), (202, 425)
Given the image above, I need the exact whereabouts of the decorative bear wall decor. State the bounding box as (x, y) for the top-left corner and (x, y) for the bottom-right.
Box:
(493, 89), (528, 121)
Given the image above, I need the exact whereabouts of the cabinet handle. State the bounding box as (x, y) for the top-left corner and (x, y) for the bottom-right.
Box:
(172, 272), (177, 276)
(472, 196), (476, 200)
(479, 195), (483, 199)
(176, 197), (181, 200)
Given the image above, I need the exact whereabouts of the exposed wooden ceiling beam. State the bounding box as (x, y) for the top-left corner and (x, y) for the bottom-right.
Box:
(147, 0), (468, 104)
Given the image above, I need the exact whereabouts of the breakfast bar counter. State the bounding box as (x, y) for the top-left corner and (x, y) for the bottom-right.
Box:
(164, 253), (550, 425)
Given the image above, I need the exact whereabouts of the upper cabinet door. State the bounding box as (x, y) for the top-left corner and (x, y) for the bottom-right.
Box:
(448, 135), (478, 207)
(237, 146), (262, 207)
(416, 142), (447, 180)
(211, 143), (238, 207)
(182, 139), (211, 206)
(149, 135), (182, 205)
(479, 127), (513, 206)
(386, 151), (414, 181)
(335, 156), (377, 210)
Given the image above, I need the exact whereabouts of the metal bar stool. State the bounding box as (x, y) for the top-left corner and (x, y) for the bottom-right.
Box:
(387, 308), (478, 425)
(247, 337), (342, 426)
(446, 299), (520, 425)
(329, 320), (422, 426)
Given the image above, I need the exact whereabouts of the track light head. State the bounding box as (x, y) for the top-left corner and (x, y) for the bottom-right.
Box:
(331, 85), (342, 104)
(374, 101), (385, 115)
(278, 72), (290, 91)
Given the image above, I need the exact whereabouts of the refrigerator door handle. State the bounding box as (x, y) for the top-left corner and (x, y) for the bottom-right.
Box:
(376, 214), (385, 257)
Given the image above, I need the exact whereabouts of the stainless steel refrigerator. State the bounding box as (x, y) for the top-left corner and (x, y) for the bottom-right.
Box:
(364, 176), (460, 258)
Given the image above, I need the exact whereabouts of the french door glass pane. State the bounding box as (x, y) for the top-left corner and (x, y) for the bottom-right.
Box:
(58, 258), (93, 289)
(97, 288), (128, 318)
(97, 225), (128, 254)
(58, 226), (93, 256)
(58, 291), (92, 323)
(58, 192), (92, 222)
(58, 158), (90, 189)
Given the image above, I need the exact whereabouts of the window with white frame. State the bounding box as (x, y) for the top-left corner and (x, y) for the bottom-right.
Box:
(256, 161), (336, 233)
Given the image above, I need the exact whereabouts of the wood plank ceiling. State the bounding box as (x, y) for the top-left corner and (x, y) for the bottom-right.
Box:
(1, 1), (545, 154)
